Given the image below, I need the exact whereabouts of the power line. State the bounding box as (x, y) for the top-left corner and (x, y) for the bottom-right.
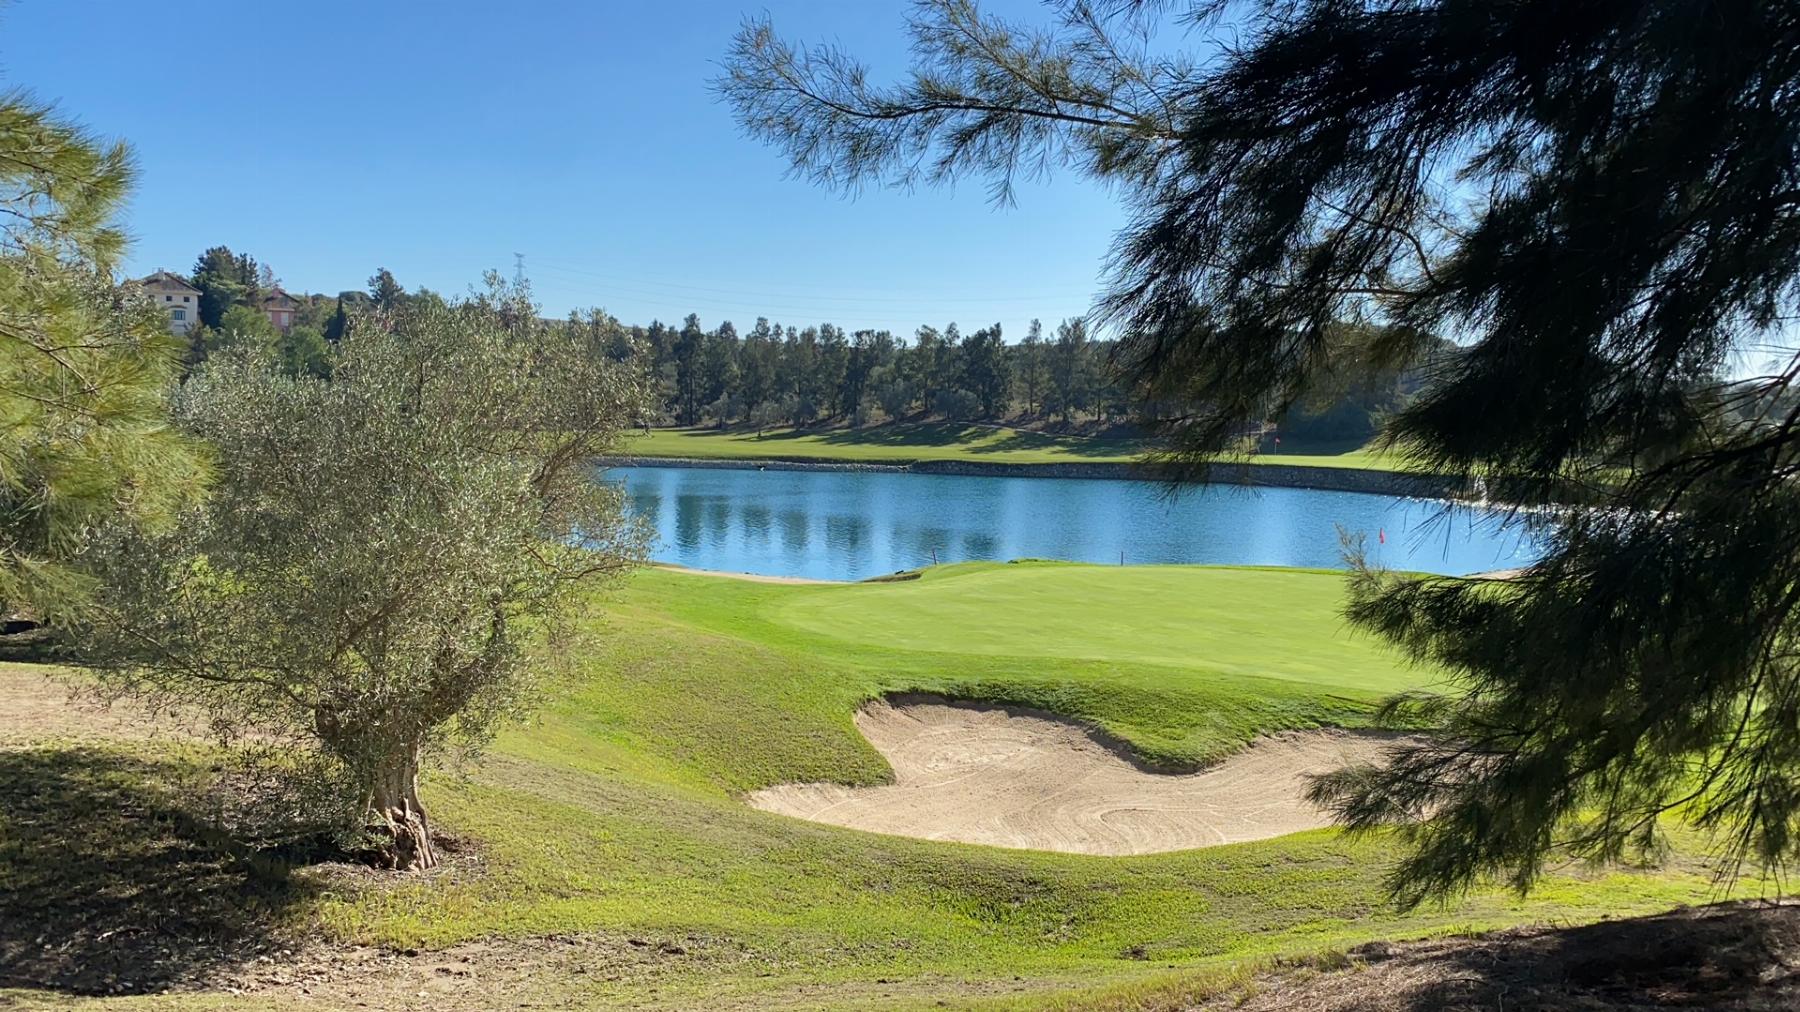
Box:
(528, 258), (1098, 306)
(531, 272), (1092, 330)
(537, 268), (1117, 340)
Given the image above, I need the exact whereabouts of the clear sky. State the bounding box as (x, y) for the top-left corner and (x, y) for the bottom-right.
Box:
(1, 0), (1125, 340)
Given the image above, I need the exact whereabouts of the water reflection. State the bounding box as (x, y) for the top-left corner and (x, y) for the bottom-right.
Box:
(824, 514), (868, 554)
(704, 499), (731, 548)
(611, 465), (1542, 582)
(672, 493), (704, 552)
(741, 504), (771, 543)
(779, 509), (809, 553)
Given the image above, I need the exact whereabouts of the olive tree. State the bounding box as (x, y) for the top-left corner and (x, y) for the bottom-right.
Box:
(83, 280), (652, 869)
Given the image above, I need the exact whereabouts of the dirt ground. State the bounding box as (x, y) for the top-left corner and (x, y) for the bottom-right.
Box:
(0, 663), (186, 746)
(1189, 900), (1799, 1011)
(749, 698), (1403, 855)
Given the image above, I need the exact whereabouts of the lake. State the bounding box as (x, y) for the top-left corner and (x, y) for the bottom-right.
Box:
(611, 465), (1542, 582)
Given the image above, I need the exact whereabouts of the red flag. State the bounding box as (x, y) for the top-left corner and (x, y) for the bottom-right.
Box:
(1378, 528), (1386, 545)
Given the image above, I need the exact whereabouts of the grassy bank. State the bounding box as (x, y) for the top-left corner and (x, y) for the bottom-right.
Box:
(2, 563), (1757, 1010)
(624, 423), (1394, 471)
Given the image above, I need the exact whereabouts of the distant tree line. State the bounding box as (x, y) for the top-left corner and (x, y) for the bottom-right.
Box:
(568, 311), (1138, 431)
(566, 309), (1454, 443)
(185, 245), (1449, 444)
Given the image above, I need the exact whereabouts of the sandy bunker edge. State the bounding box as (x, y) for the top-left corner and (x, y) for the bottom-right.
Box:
(748, 694), (1405, 856)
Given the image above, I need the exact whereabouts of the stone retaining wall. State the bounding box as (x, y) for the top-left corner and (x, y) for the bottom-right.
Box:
(599, 455), (1461, 499)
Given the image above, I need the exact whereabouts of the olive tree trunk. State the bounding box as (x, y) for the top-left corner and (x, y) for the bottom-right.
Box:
(367, 741), (436, 871)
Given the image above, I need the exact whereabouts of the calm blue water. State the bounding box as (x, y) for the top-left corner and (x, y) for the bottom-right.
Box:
(610, 465), (1542, 582)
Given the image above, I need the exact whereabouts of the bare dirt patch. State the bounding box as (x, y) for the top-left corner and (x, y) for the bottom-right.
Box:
(0, 663), (183, 746)
(183, 932), (751, 1011)
(1467, 567), (1529, 580)
(748, 697), (1401, 855)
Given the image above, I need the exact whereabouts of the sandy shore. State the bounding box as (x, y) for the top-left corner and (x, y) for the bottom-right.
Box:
(651, 563), (844, 586)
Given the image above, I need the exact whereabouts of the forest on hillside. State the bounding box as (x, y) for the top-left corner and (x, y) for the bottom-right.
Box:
(178, 245), (1447, 445)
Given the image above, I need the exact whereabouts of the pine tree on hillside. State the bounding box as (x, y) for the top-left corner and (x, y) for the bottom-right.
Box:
(368, 267), (404, 310)
(1015, 319), (1049, 416)
(673, 313), (706, 425)
(324, 296), (350, 342)
(191, 245), (256, 329)
(960, 323), (1009, 419)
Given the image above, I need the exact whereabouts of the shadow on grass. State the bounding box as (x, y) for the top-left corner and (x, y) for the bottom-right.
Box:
(0, 747), (320, 996)
(770, 422), (1144, 457)
(1249, 435), (1373, 459)
(1332, 901), (1799, 1011)
(690, 422), (1152, 460)
(807, 422), (992, 448)
(964, 430), (1143, 458)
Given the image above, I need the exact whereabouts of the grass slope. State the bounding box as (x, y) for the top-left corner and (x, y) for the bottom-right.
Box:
(626, 424), (1394, 471)
(3, 564), (1762, 1010)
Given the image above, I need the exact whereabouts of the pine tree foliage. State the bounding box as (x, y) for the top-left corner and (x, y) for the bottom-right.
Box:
(0, 92), (203, 619)
(722, 0), (1800, 902)
(367, 267), (404, 309)
(720, 0), (1187, 205)
(191, 245), (260, 329)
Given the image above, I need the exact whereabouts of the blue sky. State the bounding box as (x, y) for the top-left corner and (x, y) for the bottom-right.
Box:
(2, 0), (1124, 339)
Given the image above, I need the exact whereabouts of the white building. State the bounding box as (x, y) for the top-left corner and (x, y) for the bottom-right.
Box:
(133, 270), (202, 337)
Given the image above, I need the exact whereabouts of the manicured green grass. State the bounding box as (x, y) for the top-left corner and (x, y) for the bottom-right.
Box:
(607, 562), (1411, 776)
(6, 563), (1762, 1010)
(624, 424), (1395, 471)
(775, 562), (1430, 696)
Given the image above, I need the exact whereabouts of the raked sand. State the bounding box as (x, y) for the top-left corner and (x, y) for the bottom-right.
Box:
(749, 698), (1401, 855)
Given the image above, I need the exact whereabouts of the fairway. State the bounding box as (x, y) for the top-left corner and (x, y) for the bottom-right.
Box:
(625, 424), (1395, 471)
(770, 562), (1431, 696)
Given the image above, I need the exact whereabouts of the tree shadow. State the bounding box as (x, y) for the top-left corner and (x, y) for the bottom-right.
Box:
(809, 422), (992, 448)
(964, 430), (1143, 458)
(1355, 901), (1799, 1010)
(715, 421), (1149, 458)
(0, 747), (322, 996)
(1247, 434), (1373, 459)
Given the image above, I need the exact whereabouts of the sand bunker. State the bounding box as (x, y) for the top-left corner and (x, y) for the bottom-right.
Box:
(748, 699), (1401, 855)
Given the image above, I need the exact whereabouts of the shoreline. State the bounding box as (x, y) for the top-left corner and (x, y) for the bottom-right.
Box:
(600, 454), (1463, 498)
(651, 563), (845, 585)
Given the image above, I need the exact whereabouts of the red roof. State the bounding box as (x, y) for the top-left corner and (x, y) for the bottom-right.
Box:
(134, 270), (200, 293)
